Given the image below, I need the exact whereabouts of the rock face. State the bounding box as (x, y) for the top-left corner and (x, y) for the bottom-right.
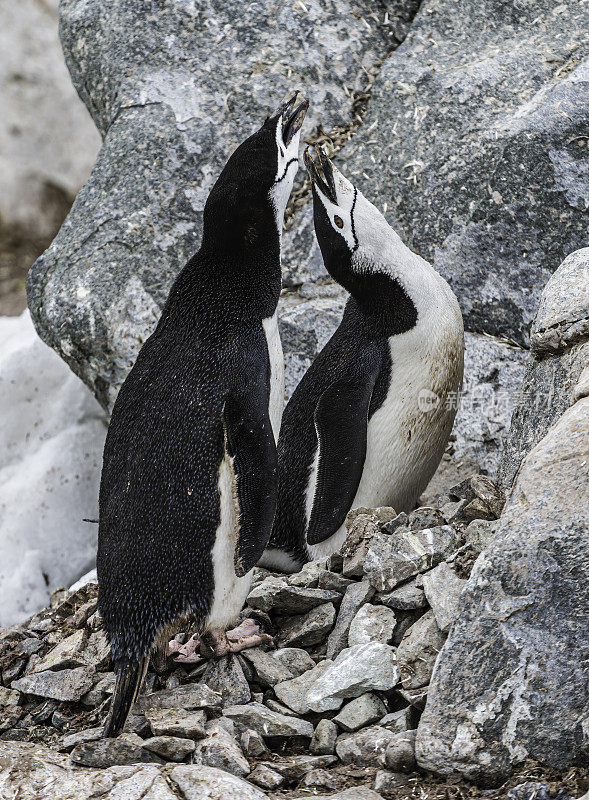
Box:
(416, 390), (589, 780)
(0, 312), (106, 628)
(26, 0), (407, 412)
(499, 247), (589, 487)
(0, 0), (99, 238)
(342, 0), (588, 346)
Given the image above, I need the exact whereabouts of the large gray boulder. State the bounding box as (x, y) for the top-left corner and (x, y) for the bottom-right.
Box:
(499, 247), (589, 486)
(339, 0), (588, 345)
(416, 382), (589, 781)
(26, 0), (415, 412)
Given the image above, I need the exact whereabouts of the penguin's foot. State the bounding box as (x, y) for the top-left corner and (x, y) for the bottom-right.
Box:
(200, 623), (274, 659)
(169, 634), (202, 664)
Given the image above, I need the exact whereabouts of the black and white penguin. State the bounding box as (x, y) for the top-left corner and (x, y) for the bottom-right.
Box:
(97, 92), (308, 737)
(262, 147), (464, 571)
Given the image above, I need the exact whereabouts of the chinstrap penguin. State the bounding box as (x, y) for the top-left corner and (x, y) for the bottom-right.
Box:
(97, 92), (308, 737)
(262, 146), (464, 572)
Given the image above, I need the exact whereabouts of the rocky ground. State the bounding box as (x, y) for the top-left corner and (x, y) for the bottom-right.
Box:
(1, 475), (587, 800)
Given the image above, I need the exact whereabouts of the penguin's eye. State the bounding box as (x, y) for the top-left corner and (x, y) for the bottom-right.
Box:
(334, 215), (344, 229)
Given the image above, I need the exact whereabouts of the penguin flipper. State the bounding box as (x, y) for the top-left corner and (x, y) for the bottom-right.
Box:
(306, 375), (377, 546)
(224, 393), (278, 578)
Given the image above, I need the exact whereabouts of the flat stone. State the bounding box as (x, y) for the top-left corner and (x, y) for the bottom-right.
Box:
(170, 764), (267, 800)
(241, 648), (296, 687)
(327, 581), (375, 659)
(374, 771), (411, 795)
(348, 604), (396, 647)
(12, 667), (94, 702)
(376, 581), (428, 611)
(422, 563), (467, 633)
(300, 769), (336, 790)
(142, 736), (196, 762)
(333, 693), (388, 732)
(262, 754), (338, 783)
(277, 603), (336, 648)
(145, 708), (206, 740)
(81, 671), (116, 707)
(136, 683), (222, 712)
(397, 610), (446, 690)
(293, 790), (384, 800)
(275, 660), (334, 714)
(70, 733), (162, 768)
(317, 571), (355, 593)
(59, 726), (103, 752)
(335, 726), (401, 768)
(307, 643), (399, 713)
(201, 655), (250, 706)
(31, 628), (88, 672)
(310, 719), (338, 755)
(248, 764), (284, 790)
(248, 576), (340, 614)
(384, 730), (417, 772)
(287, 559), (329, 588)
(223, 702), (313, 739)
(193, 727), (250, 777)
(407, 507), (445, 530)
(0, 687), (20, 706)
(364, 527), (458, 592)
(240, 729), (267, 758)
(398, 686), (428, 711)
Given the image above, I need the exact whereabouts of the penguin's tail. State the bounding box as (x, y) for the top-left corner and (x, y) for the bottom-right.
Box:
(103, 657), (149, 738)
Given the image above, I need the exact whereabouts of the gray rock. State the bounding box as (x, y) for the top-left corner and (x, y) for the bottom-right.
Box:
(145, 708), (207, 740)
(333, 693), (388, 732)
(398, 686), (428, 711)
(335, 725), (401, 768)
(247, 576), (340, 615)
(343, 0), (588, 347)
(60, 726), (103, 752)
(293, 790), (384, 800)
(142, 735), (195, 762)
(240, 647), (296, 688)
(422, 563), (467, 633)
(81, 671), (116, 707)
(240, 729), (268, 758)
(377, 707), (415, 734)
(376, 581), (427, 611)
(170, 764), (267, 800)
(193, 727), (250, 778)
(374, 770), (411, 796)
(30, 628), (88, 672)
(28, 0), (397, 412)
(223, 702), (313, 740)
(310, 719), (338, 756)
(277, 602), (336, 648)
(0, 687), (20, 707)
(348, 604), (396, 647)
(416, 396), (589, 781)
(136, 683), (222, 712)
(407, 507), (445, 530)
(307, 643), (399, 713)
(384, 730), (417, 772)
(70, 733), (162, 768)
(287, 559), (329, 588)
(499, 248), (589, 487)
(300, 769), (336, 790)
(12, 666), (94, 701)
(260, 754), (338, 783)
(274, 660), (334, 714)
(327, 581), (375, 659)
(317, 571), (355, 594)
(341, 514), (381, 577)
(397, 610), (446, 690)
(462, 519), (498, 554)
(248, 764), (284, 790)
(364, 526), (458, 592)
(201, 655), (250, 707)
(272, 648), (315, 677)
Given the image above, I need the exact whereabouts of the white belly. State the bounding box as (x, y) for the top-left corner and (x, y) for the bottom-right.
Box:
(307, 303), (464, 561)
(205, 453), (252, 632)
(262, 312), (285, 442)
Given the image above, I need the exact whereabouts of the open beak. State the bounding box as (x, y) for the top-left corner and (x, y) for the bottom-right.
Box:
(273, 90), (309, 146)
(304, 145), (338, 204)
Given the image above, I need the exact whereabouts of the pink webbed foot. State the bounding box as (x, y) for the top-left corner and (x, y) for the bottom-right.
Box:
(169, 633), (202, 664)
(201, 622), (274, 659)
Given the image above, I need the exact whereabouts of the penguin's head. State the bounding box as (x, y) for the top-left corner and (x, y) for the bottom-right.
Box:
(304, 146), (419, 334)
(202, 92), (308, 253)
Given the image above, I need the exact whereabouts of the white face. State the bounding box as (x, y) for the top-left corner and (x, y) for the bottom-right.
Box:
(269, 117), (302, 240)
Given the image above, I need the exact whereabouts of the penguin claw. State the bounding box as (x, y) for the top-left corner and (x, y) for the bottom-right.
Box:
(200, 627), (274, 659)
(170, 633), (202, 663)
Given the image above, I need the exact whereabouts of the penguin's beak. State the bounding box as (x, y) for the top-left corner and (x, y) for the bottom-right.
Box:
(273, 91), (309, 146)
(304, 145), (338, 205)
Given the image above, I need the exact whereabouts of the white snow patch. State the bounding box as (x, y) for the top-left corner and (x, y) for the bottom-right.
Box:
(0, 311), (107, 627)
